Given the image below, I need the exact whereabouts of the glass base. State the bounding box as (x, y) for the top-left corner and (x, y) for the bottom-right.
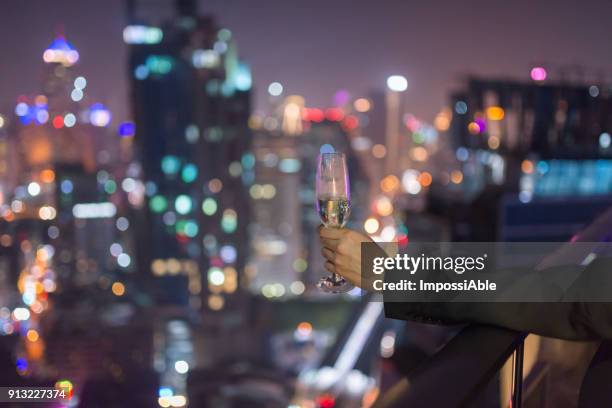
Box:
(317, 274), (353, 293)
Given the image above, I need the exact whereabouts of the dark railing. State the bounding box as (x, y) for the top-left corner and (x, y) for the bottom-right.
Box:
(579, 340), (612, 407)
(374, 325), (526, 408)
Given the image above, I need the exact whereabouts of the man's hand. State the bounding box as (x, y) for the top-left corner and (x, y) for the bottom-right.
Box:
(318, 226), (373, 288)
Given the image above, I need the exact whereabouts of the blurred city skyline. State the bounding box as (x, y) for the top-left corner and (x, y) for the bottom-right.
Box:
(1, 1), (612, 406)
(2, 0), (612, 124)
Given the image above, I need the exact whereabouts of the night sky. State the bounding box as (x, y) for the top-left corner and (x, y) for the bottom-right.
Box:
(2, 0), (612, 125)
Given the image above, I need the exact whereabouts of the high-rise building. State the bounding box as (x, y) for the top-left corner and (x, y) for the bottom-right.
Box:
(6, 34), (136, 284)
(441, 76), (612, 241)
(0, 33), (142, 386)
(248, 103), (371, 295)
(248, 130), (303, 295)
(125, 0), (252, 315)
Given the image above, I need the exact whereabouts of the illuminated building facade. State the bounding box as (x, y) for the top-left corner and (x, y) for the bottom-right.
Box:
(248, 130), (304, 296)
(125, 0), (252, 313)
(444, 76), (612, 240)
(248, 101), (371, 295)
(0, 34), (141, 384)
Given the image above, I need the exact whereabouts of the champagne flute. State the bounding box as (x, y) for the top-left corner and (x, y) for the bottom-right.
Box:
(316, 152), (353, 293)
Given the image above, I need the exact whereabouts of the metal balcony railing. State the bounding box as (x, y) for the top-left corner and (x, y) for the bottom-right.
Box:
(374, 325), (526, 408)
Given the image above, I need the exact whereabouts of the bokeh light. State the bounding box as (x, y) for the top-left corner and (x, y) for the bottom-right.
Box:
(530, 66), (547, 81)
(386, 75), (408, 92)
(267, 82), (283, 96)
(111, 282), (125, 296)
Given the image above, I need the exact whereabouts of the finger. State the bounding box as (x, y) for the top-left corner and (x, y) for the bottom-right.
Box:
(321, 238), (339, 251)
(324, 261), (336, 274)
(319, 227), (345, 240)
(321, 247), (335, 262)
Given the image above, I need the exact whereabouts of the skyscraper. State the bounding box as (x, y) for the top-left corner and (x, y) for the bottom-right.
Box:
(125, 0), (252, 315)
(0, 33), (142, 387)
(443, 76), (612, 241)
(248, 130), (303, 295)
(7, 33), (133, 293)
(248, 102), (371, 295)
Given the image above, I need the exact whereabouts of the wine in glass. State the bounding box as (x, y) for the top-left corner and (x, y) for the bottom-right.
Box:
(316, 152), (353, 293)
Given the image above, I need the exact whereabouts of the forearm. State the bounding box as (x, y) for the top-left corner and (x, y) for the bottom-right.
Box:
(383, 256), (612, 341)
(385, 301), (612, 340)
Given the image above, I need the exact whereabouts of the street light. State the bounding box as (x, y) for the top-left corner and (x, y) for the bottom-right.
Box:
(386, 75), (408, 92)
